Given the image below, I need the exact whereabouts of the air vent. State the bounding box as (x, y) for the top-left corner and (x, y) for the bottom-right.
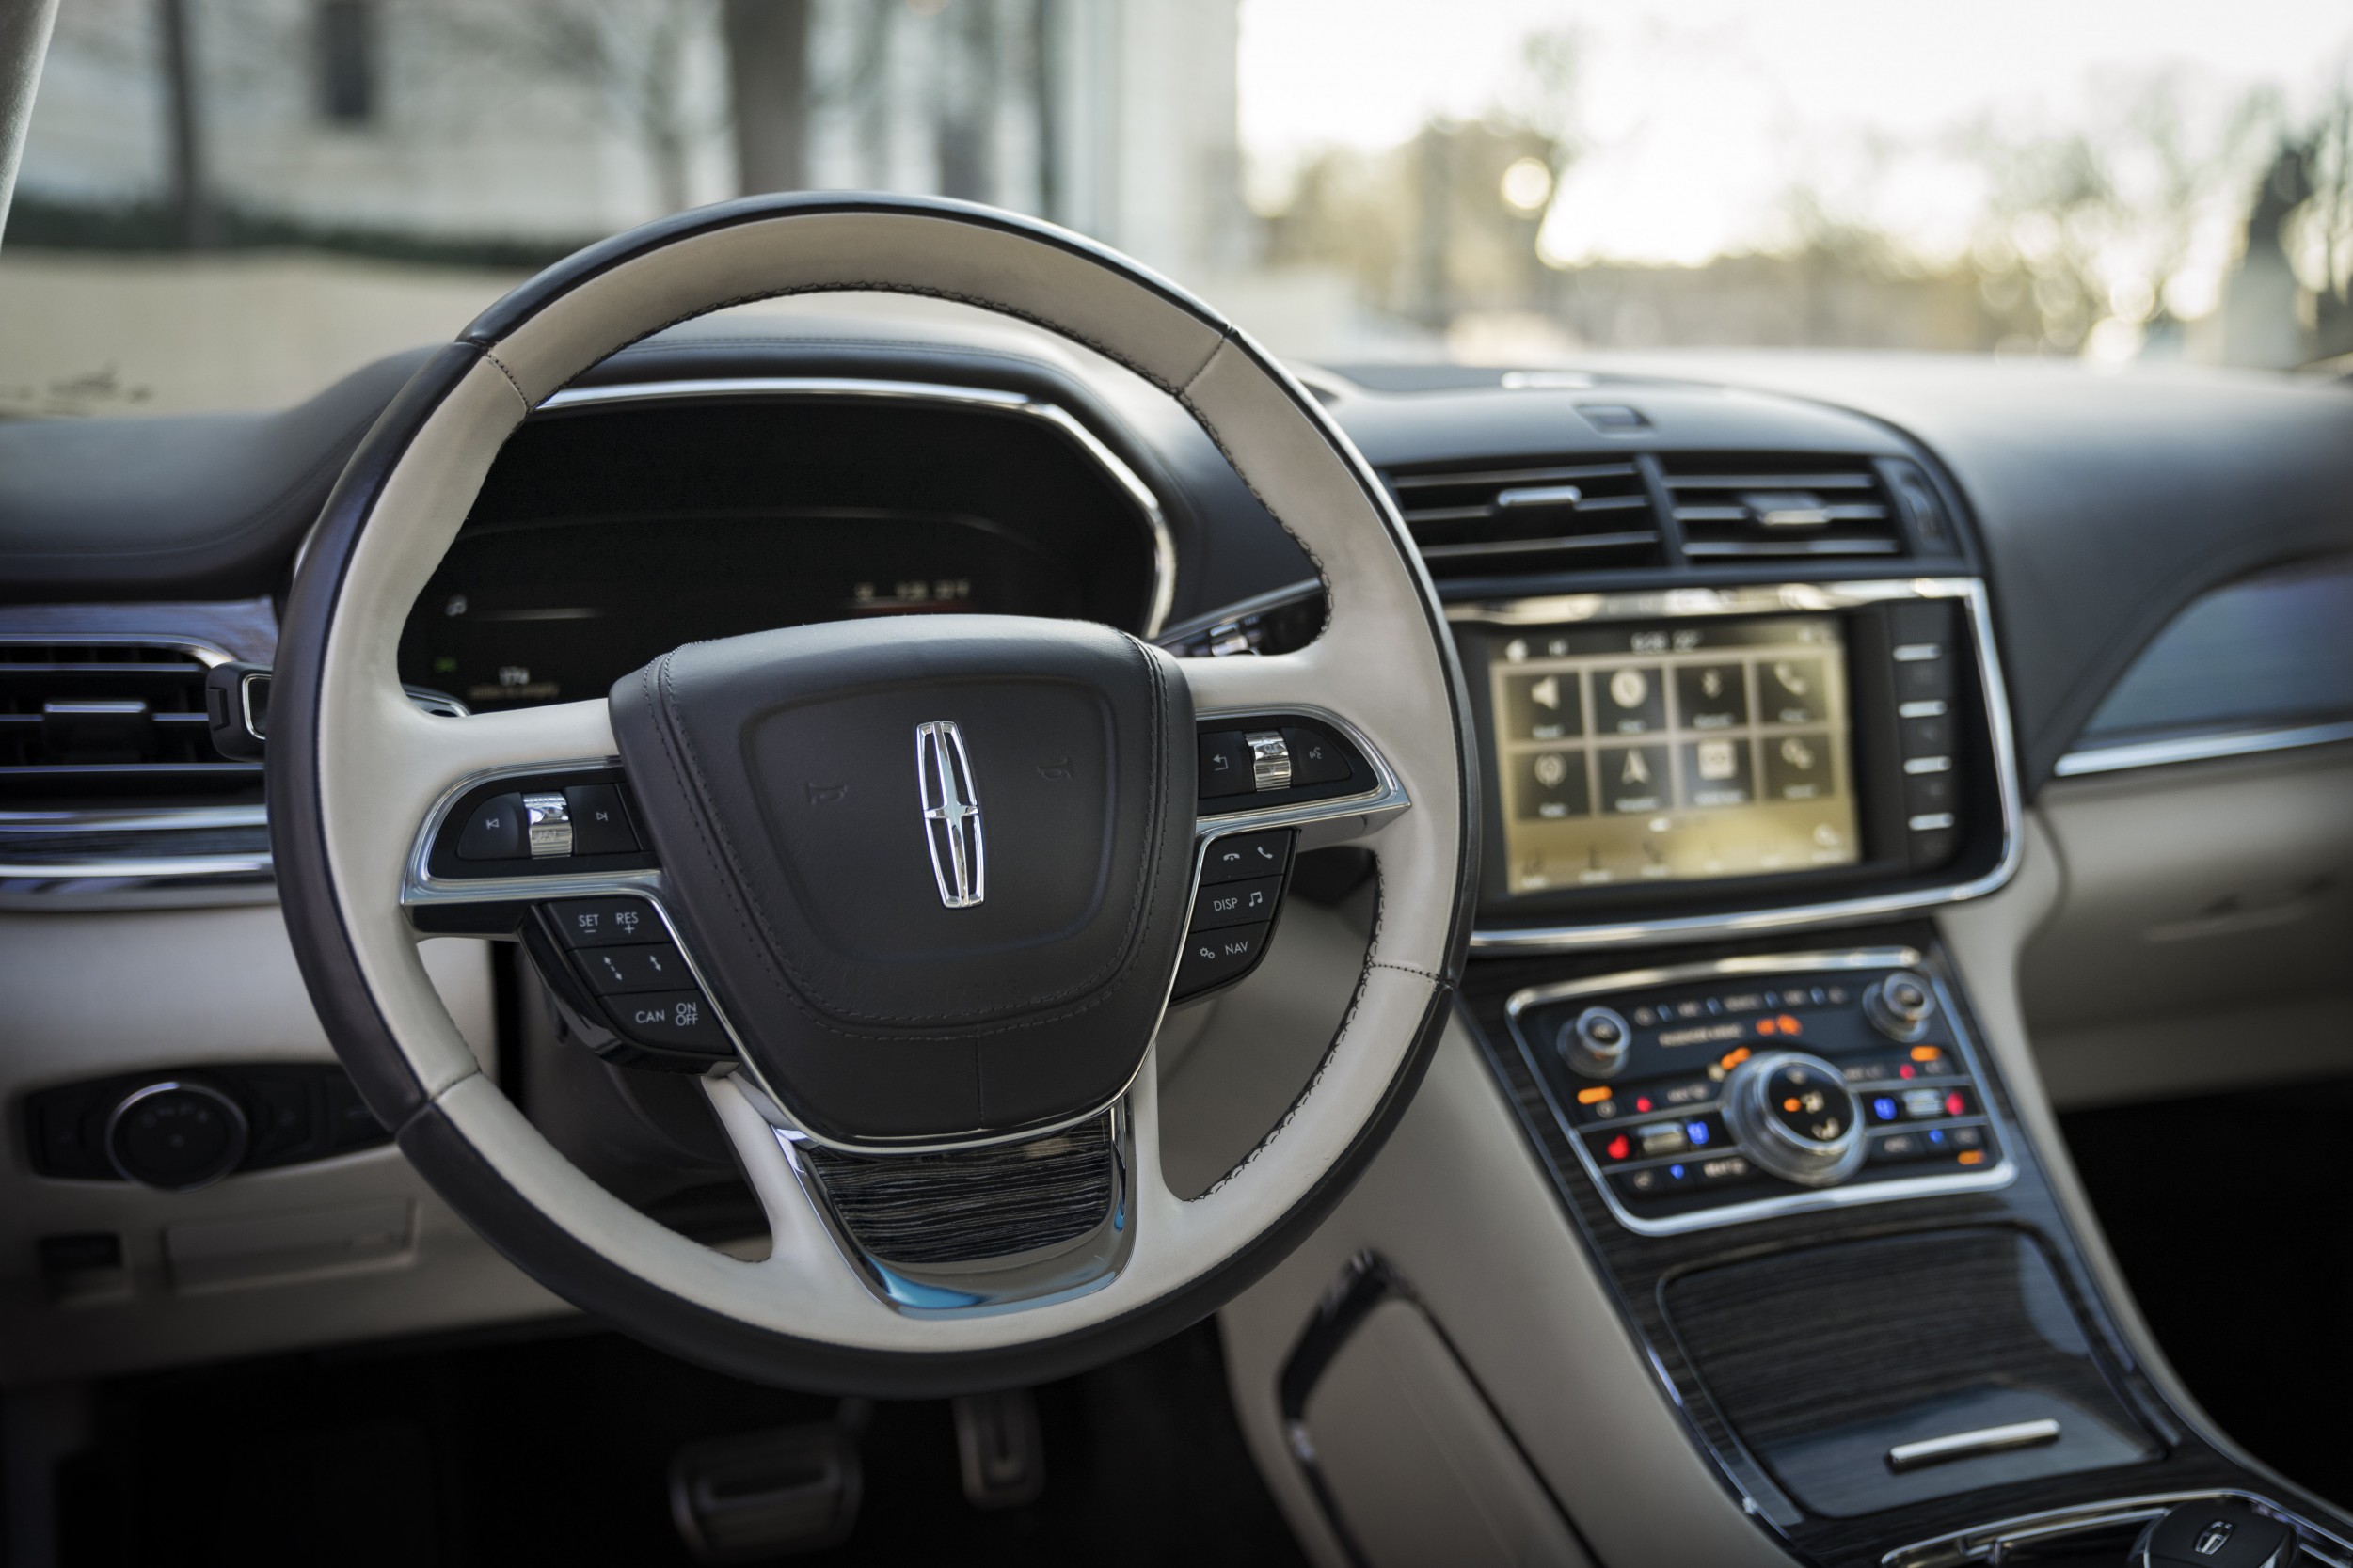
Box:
(1662, 455), (1906, 560)
(0, 641), (258, 799)
(1383, 457), (1664, 576)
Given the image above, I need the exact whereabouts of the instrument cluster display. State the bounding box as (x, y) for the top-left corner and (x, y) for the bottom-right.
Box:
(1487, 615), (1861, 892)
(397, 514), (1089, 711)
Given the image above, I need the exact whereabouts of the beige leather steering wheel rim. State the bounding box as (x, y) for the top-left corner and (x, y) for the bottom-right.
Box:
(269, 193), (1476, 1393)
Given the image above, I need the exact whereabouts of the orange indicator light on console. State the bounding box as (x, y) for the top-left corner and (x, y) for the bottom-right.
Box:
(1719, 1047), (1752, 1070)
(1757, 1018), (1779, 1036)
(1957, 1149), (1986, 1166)
(1911, 1045), (1943, 1062)
(1776, 1014), (1802, 1034)
(1577, 1086), (1613, 1105)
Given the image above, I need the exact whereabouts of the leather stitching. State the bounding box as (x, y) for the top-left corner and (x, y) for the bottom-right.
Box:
(479, 350), (534, 411)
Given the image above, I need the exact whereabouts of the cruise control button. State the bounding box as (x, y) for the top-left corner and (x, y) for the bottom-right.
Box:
(1197, 731), (1253, 800)
(1174, 921), (1269, 995)
(1192, 875), (1280, 930)
(1201, 830), (1292, 883)
(605, 990), (728, 1052)
(546, 897), (660, 947)
(455, 792), (525, 860)
(1281, 727), (1353, 785)
(577, 942), (692, 995)
(563, 784), (639, 855)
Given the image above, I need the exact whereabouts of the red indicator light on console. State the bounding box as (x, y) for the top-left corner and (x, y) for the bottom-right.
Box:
(1605, 1134), (1630, 1162)
(1899, 1065), (1915, 1079)
(1946, 1091), (1967, 1117)
(1634, 1096), (1653, 1113)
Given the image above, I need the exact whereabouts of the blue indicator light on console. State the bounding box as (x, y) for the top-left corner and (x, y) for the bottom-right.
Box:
(1872, 1096), (1899, 1122)
(1686, 1121), (1710, 1146)
(1929, 1129), (1945, 1145)
(1670, 1164), (1685, 1180)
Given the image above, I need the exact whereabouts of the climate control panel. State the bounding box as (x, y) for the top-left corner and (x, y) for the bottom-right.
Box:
(1506, 952), (2009, 1232)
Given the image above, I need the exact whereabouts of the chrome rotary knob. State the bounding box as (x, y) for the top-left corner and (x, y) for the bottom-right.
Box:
(1723, 1051), (1867, 1188)
(1864, 971), (1935, 1041)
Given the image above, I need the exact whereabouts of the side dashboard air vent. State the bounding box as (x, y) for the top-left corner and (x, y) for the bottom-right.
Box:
(0, 641), (258, 798)
(1661, 455), (1907, 560)
(1382, 457), (1665, 576)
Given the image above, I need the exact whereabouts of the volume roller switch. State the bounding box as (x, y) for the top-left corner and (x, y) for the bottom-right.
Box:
(1865, 972), (1936, 1041)
(1559, 1006), (1631, 1079)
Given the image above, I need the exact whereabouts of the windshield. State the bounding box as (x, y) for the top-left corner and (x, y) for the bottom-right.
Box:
(5, 0), (2350, 418)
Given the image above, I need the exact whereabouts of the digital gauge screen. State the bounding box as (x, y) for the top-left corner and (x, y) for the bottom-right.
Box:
(1487, 615), (1861, 892)
(397, 515), (1088, 711)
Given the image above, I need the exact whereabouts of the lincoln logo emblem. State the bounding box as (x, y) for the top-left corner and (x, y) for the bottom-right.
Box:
(914, 720), (985, 909)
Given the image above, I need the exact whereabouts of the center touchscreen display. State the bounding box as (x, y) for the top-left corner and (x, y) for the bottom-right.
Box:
(1488, 615), (1860, 893)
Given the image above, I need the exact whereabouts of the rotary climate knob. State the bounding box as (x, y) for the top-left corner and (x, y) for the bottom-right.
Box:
(1723, 1052), (1867, 1188)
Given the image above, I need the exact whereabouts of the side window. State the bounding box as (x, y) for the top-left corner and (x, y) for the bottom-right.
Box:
(2078, 557), (2353, 745)
(317, 0), (377, 127)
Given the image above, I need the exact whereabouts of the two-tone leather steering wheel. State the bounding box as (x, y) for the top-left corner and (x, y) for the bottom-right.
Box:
(270, 193), (1475, 1392)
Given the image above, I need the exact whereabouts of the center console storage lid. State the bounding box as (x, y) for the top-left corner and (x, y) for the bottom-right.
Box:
(1661, 1228), (2157, 1518)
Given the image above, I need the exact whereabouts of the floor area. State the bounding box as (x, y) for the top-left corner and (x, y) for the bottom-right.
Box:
(2061, 1073), (2353, 1510)
(50, 1317), (1309, 1567)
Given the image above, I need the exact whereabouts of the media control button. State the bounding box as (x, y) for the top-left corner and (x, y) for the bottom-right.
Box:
(1192, 875), (1281, 930)
(523, 791), (572, 858)
(1592, 664), (1667, 734)
(1514, 749), (1591, 820)
(1674, 663), (1748, 730)
(1174, 922), (1270, 995)
(455, 792), (525, 860)
(577, 942), (693, 996)
(1201, 830), (1292, 884)
(1502, 672), (1583, 741)
(1197, 731), (1253, 799)
(604, 990), (728, 1053)
(563, 784), (639, 854)
(546, 897), (660, 948)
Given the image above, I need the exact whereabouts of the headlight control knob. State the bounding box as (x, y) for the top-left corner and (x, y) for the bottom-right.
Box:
(104, 1080), (249, 1191)
(1557, 1006), (1631, 1079)
(1723, 1052), (1867, 1187)
(1864, 971), (1936, 1041)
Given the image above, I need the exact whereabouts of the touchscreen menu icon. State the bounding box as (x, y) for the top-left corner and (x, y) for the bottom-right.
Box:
(1594, 665), (1665, 734)
(1760, 658), (1828, 725)
(1598, 744), (1669, 813)
(1503, 672), (1582, 741)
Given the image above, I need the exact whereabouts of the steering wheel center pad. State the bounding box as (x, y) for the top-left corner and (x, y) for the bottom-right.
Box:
(609, 614), (1194, 1144)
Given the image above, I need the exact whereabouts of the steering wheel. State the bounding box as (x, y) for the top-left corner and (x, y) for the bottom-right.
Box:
(270, 193), (1475, 1393)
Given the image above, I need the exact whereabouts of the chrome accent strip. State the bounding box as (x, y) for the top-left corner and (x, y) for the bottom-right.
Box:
(1459, 578), (2022, 952)
(1885, 1418), (2060, 1472)
(1882, 1490), (2353, 1568)
(537, 376), (1179, 638)
(1899, 700), (1948, 720)
(0, 805), (267, 832)
(1502, 949), (2018, 1237)
(2054, 719), (2353, 777)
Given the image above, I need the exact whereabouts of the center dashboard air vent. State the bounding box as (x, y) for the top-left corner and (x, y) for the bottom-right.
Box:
(1661, 454), (1907, 560)
(1382, 457), (1665, 576)
(0, 640), (258, 800)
